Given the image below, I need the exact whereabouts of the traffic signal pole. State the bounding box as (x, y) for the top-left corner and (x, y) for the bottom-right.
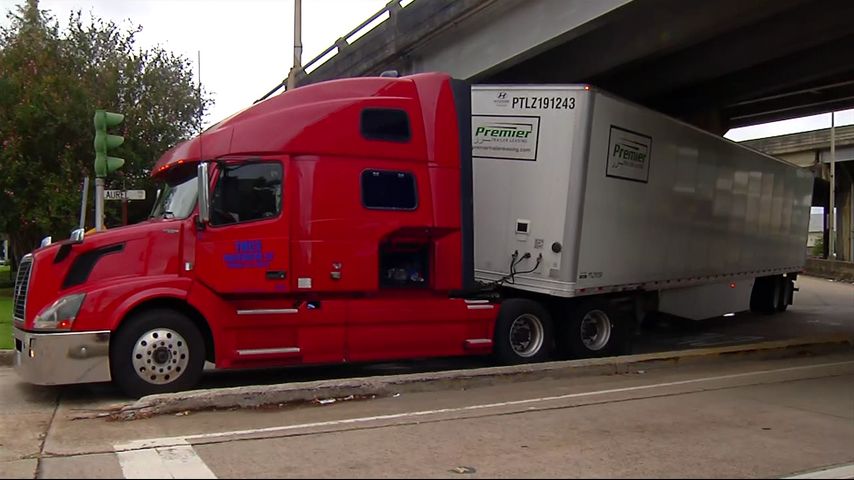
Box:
(95, 177), (105, 231)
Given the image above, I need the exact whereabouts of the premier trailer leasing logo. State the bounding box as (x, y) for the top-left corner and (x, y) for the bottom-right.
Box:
(606, 126), (652, 183)
(474, 123), (533, 139)
(472, 115), (540, 161)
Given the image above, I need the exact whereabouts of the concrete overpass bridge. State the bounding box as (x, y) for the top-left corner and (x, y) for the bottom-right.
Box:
(293, 0), (854, 135)
(743, 126), (854, 261)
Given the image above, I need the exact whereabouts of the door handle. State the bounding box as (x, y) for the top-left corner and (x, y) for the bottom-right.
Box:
(265, 271), (287, 280)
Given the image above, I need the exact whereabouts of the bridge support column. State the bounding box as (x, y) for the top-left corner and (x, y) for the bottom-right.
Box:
(839, 177), (853, 262)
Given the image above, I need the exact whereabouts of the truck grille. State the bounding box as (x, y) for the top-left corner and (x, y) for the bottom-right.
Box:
(13, 255), (33, 323)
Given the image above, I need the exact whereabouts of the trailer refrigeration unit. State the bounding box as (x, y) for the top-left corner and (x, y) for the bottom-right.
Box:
(12, 73), (812, 396)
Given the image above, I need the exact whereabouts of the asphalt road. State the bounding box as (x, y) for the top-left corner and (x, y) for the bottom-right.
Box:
(0, 275), (851, 478)
(16, 350), (854, 479)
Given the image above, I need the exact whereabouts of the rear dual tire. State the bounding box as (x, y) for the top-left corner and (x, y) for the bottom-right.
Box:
(492, 296), (633, 365)
(750, 275), (791, 314)
(562, 299), (631, 359)
(493, 298), (555, 365)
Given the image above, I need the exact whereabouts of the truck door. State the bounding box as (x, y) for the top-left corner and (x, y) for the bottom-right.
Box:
(195, 159), (289, 294)
(195, 158), (346, 365)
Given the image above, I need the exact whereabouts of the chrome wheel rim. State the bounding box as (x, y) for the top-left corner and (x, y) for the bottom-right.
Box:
(580, 310), (612, 351)
(509, 314), (544, 358)
(132, 328), (190, 385)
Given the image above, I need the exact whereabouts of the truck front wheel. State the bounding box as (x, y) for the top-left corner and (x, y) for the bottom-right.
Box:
(111, 308), (206, 398)
(493, 298), (554, 365)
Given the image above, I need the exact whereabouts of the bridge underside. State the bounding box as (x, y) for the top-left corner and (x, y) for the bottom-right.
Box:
(481, 0), (854, 132)
(300, 0), (854, 134)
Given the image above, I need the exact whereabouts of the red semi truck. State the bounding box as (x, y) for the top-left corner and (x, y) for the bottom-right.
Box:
(11, 72), (810, 397)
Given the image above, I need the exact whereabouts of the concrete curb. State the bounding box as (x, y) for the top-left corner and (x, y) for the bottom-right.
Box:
(114, 335), (854, 421)
(0, 350), (14, 367)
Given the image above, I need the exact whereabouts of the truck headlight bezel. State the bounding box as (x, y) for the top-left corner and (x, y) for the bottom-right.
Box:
(33, 293), (86, 331)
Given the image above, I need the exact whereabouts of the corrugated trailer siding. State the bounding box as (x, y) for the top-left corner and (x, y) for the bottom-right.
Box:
(573, 91), (812, 291)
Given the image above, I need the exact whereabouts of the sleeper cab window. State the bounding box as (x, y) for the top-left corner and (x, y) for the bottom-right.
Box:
(211, 162), (283, 226)
(361, 170), (417, 211)
(360, 108), (410, 142)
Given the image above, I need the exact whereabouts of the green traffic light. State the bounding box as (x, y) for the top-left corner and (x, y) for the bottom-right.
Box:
(93, 109), (125, 177)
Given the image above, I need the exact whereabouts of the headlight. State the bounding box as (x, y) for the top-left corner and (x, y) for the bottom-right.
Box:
(33, 294), (86, 330)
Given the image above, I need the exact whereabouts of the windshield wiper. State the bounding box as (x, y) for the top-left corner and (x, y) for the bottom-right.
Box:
(162, 211), (175, 219)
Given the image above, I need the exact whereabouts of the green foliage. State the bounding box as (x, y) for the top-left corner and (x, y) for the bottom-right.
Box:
(0, 288), (10, 349)
(811, 236), (824, 258)
(0, 0), (213, 263)
(0, 264), (9, 289)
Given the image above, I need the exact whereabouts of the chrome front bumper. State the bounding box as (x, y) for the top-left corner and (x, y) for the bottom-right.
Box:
(13, 327), (112, 385)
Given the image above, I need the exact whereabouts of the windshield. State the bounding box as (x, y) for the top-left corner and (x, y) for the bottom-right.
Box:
(150, 174), (198, 220)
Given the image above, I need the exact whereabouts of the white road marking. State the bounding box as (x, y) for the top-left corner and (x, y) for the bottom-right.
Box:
(116, 439), (216, 479)
(114, 360), (854, 452)
(784, 463), (854, 479)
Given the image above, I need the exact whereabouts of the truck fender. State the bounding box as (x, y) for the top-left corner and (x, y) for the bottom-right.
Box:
(107, 287), (191, 331)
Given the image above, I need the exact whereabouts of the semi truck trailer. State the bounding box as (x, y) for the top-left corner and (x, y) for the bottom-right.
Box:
(11, 73), (812, 397)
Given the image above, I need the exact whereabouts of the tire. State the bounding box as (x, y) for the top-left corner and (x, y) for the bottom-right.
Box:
(493, 298), (554, 365)
(776, 277), (793, 312)
(564, 299), (630, 359)
(751, 276), (783, 314)
(111, 308), (206, 398)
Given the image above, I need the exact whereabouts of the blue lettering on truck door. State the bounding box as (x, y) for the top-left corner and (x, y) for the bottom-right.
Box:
(223, 240), (274, 269)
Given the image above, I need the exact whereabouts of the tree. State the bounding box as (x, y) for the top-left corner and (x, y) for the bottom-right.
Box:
(811, 236), (824, 258)
(0, 0), (213, 268)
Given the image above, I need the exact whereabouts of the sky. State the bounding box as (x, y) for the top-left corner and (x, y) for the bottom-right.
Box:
(0, 0), (391, 127)
(2, 0), (853, 140)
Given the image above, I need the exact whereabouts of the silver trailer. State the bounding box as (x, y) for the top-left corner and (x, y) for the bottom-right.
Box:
(471, 85), (813, 357)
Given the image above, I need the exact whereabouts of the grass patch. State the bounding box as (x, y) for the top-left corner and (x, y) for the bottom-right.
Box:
(0, 264), (12, 288)
(0, 288), (11, 350)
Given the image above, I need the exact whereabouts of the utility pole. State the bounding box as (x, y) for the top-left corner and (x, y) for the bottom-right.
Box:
(286, 0), (302, 91)
(829, 111), (836, 259)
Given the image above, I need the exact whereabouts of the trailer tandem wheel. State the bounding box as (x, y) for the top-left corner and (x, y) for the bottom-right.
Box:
(751, 275), (788, 314)
(563, 299), (631, 359)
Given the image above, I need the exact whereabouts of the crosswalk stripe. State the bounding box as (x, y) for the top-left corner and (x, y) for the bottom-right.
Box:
(117, 442), (216, 479)
(784, 463), (854, 479)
